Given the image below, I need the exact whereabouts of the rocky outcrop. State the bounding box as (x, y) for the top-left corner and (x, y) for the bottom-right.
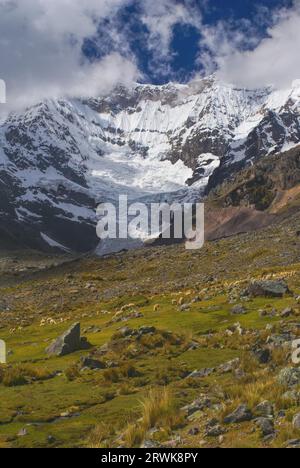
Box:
(224, 405), (253, 424)
(246, 280), (289, 298)
(46, 323), (91, 357)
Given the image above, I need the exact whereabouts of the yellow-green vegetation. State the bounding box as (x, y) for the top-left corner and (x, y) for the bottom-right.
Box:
(122, 388), (184, 448)
(0, 215), (300, 448)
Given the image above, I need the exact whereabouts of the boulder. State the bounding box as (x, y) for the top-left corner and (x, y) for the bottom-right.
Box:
(182, 396), (212, 416)
(247, 280), (289, 298)
(282, 390), (300, 404)
(255, 418), (275, 437)
(137, 326), (156, 336)
(277, 367), (300, 388)
(188, 427), (200, 436)
(46, 323), (91, 357)
(180, 304), (191, 312)
(224, 405), (253, 424)
(281, 307), (294, 318)
(254, 401), (274, 418)
(118, 327), (134, 338)
(252, 347), (271, 364)
(205, 419), (225, 437)
(286, 439), (300, 448)
(187, 368), (215, 379)
(292, 413), (300, 430)
(231, 304), (247, 315)
(218, 358), (240, 374)
(81, 357), (106, 370)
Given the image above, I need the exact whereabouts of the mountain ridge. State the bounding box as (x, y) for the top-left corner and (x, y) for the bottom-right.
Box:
(1, 77), (300, 252)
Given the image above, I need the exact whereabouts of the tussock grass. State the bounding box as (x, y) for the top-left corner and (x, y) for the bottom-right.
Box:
(0, 364), (53, 387)
(64, 364), (80, 382)
(122, 387), (181, 448)
(118, 383), (136, 396)
(221, 373), (293, 419)
(87, 423), (115, 449)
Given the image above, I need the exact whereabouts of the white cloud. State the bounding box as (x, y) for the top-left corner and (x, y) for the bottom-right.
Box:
(1, 0), (298, 112)
(200, 2), (300, 89)
(0, 0), (139, 111)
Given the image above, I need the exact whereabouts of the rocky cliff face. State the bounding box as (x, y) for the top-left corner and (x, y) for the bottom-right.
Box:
(1, 77), (300, 252)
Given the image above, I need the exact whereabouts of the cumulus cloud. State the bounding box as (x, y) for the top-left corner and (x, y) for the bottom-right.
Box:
(0, 0), (139, 111)
(1, 0), (298, 112)
(200, 1), (300, 89)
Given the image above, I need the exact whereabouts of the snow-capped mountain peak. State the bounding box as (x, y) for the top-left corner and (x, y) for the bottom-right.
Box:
(1, 76), (300, 252)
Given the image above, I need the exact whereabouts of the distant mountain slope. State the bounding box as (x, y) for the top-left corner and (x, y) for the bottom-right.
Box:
(1, 77), (300, 252)
(205, 145), (300, 240)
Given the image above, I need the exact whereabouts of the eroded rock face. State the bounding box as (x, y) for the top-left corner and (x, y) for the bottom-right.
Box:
(46, 323), (91, 357)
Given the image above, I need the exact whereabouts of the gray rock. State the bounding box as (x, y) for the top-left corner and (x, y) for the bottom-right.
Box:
(46, 323), (90, 357)
(187, 368), (215, 379)
(81, 357), (106, 370)
(231, 304), (247, 315)
(281, 308), (294, 318)
(118, 327), (134, 338)
(138, 326), (156, 336)
(205, 423), (225, 437)
(180, 304), (190, 312)
(292, 413), (300, 430)
(188, 427), (199, 436)
(234, 368), (246, 379)
(255, 418), (275, 437)
(141, 440), (160, 448)
(182, 397), (212, 416)
(282, 390), (300, 403)
(218, 358), (240, 374)
(224, 405), (253, 424)
(259, 309), (268, 317)
(254, 401), (274, 418)
(191, 296), (201, 303)
(188, 341), (200, 351)
(286, 439), (300, 448)
(252, 347), (271, 364)
(277, 367), (300, 388)
(266, 333), (292, 348)
(247, 280), (289, 298)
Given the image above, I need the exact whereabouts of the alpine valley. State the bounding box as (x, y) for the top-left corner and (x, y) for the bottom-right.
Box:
(2, 77), (300, 450)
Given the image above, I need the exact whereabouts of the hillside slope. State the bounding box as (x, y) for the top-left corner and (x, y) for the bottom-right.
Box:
(0, 212), (300, 448)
